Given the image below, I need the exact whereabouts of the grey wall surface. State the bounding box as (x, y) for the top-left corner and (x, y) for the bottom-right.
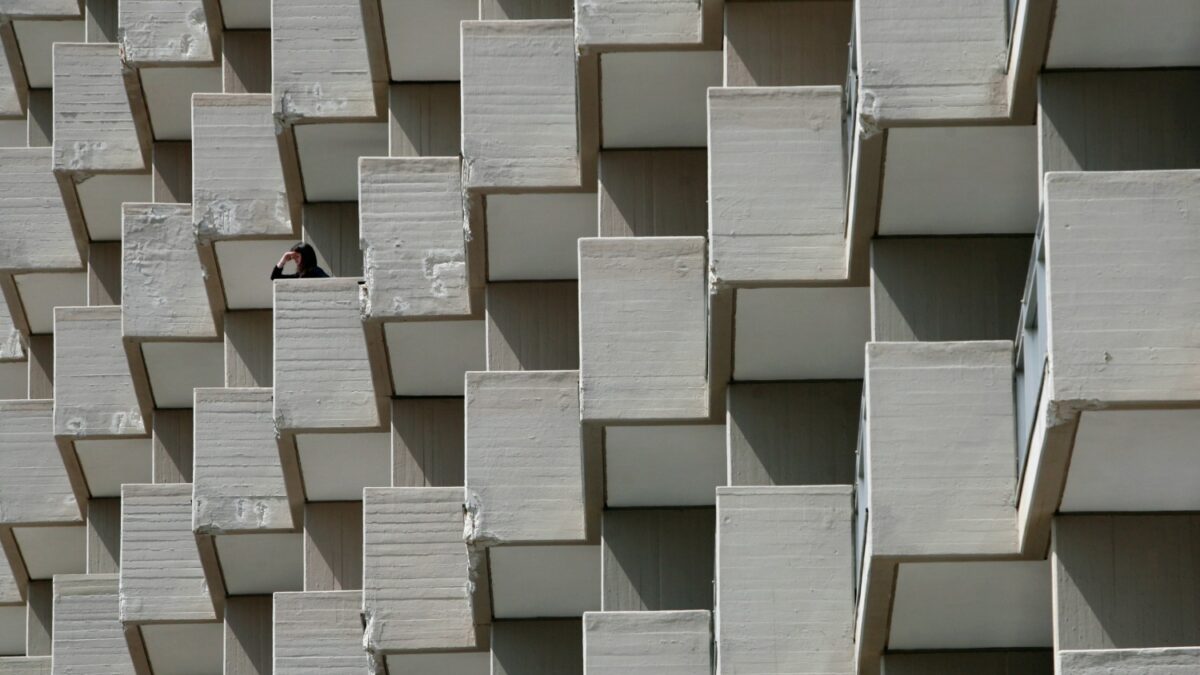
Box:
(601, 508), (713, 612)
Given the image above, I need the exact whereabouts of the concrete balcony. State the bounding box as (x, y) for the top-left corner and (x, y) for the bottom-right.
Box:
(465, 371), (586, 545)
(578, 237), (708, 423)
(358, 157), (479, 322)
(716, 486), (854, 675)
(362, 487), (487, 658)
(118, 484), (221, 674)
(857, 341), (1035, 674)
(461, 20), (581, 192)
(192, 388), (302, 596)
(582, 611), (711, 675)
(52, 574), (136, 674)
(191, 93), (301, 311)
(1018, 171), (1200, 551)
(1057, 648), (1200, 675)
(273, 591), (372, 674)
(51, 43), (153, 243)
(0, 147), (86, 337)
(708, 86), (847, 286)
(574, 0), (720, 52)
(0, 659), (50, 674)
(121, 203), (222, 411)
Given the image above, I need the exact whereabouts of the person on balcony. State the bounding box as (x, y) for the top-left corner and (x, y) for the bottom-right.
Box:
(270, 242), (329, 279)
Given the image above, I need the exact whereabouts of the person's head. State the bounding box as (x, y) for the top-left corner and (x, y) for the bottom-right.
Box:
(290, 242), (318, 272)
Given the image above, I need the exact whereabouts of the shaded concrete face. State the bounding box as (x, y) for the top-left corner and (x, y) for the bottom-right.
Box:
(882, 650), (1053, 675)
(492, 619), (582, 675)
(600, 508), (713, 612)
(724, 1), (852, 87)
(583, 611), (711, 675)
(599, 150), (707, 238)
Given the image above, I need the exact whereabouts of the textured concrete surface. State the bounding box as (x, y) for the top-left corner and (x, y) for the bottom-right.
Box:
(53, 306), (145, 438)
(1045, 171), (1200, 406)
(0, 0), (81, 17)
(716, 486), (855, 675)
(0, 39), (23, 117)
(727, 381), (860, 487)
(599, 150), (706, 238)
(465, 370), (584, 544)
(575, 0), (702, 48)
(273, 279), (380, 431)
(192, 94), (295, 240)
(359, 157), (471, 319)
(867, 341), (1017, 557)
(1058, 648), (1200, 675)
(0, 400), (79, 525)
(388, 84), (460, 157)
(1053, 514), (1200, 650)
(857, 0), (1009, 124)
(0, 543), (19, 603)
(192, 388), (293, 533)
(493, 619), (582, 675)
(362, 487), (478, 654)
(121, 202), (217, 339)
(272, 0), (379, 122)
(303, 502), (361, 591)
(601, 509), (713, 612)
(0, 147), (81, 272)
(0, 659), (51, 675)
(274, 591), (372, 674)
(52, 43), (147, 172)
(724, 1), (851, 87)
(52, 574), (136, 675)
(118, 0), (215, 64)
(392, 398), (465, 488)
(86, 499), (120, 574)
(461, 20), (580, 190)
(0, 299), (22, 360)
(118, 483), (216, 623)
(579, 237), (707, 422)
(485, 281), (579, 371)
(583, 611), (711, 675)
(709, 87), (846, 284)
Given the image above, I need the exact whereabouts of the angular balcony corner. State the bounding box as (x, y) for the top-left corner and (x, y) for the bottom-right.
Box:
(358, 156), (478, 322)
(52, 42), (153, 244)
(274, 591), (374, 674)
(579, 237), (708, 424)
(192, 94), (300, 242)
(53, 574), (137, 675)
(1017, 170), (1200, 552)
(362, 487), (486, 658)
(857, 340), (1020, 673)
(273, 278), (387, 434)
(192, 388), (302, 598)
(271, 0), (385, 125)
(119, 484), (222, 666)
(855, 0), (1011, 127)
(117, 0), (219, 66)
(582, 611), (712, 675)
(461, 20), (582, 192)
(465, 370), (586, 547)
(716, 486), (855, 675)
(0, 399), (82, 528)
(574, 0), (719, 52)
(708, 86), (848, 287)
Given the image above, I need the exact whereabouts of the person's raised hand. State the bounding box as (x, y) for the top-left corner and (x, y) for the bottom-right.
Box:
(277, 251), (300, 268)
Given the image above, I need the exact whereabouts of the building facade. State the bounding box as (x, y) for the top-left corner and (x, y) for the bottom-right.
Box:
(0, 0), (1197, 673)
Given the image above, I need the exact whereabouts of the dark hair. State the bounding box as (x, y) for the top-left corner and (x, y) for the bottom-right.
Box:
(290, 242), (318, 272)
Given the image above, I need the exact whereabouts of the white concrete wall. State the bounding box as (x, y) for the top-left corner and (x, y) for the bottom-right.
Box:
(274, 591), (372, 675)
(118, 0), (215, 64)
(461, 20), (580, 191)
(192, 94), (296, 240)
(362, 487), (478, 654)
(52, 574), (136, 675)
(866, 341), (1017, 557)
(1045, 171), (1200, 406)
(0, 400), (79, 525)
(273, 278), (380, 431)
(359, 157), (472, 320)
(575, 0), (703, 49)
(121, 202), (217, 340)
(118, 483), (216, 623)
(52, 43), (147, 173)
(579, 237), (708, 423)
(708, 86), (846, 285)
(272, 0), (379, 122)
(583, 611), (711, 675)
(856, 0), (1009, 124)
(53, 306), (145, 438)
(192, 388), (294, 533)
(0, 147), (81, 272)
(465, 370), (585, 544)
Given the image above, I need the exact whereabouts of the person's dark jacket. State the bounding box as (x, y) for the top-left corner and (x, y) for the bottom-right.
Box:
(270, 265), (330, 280)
